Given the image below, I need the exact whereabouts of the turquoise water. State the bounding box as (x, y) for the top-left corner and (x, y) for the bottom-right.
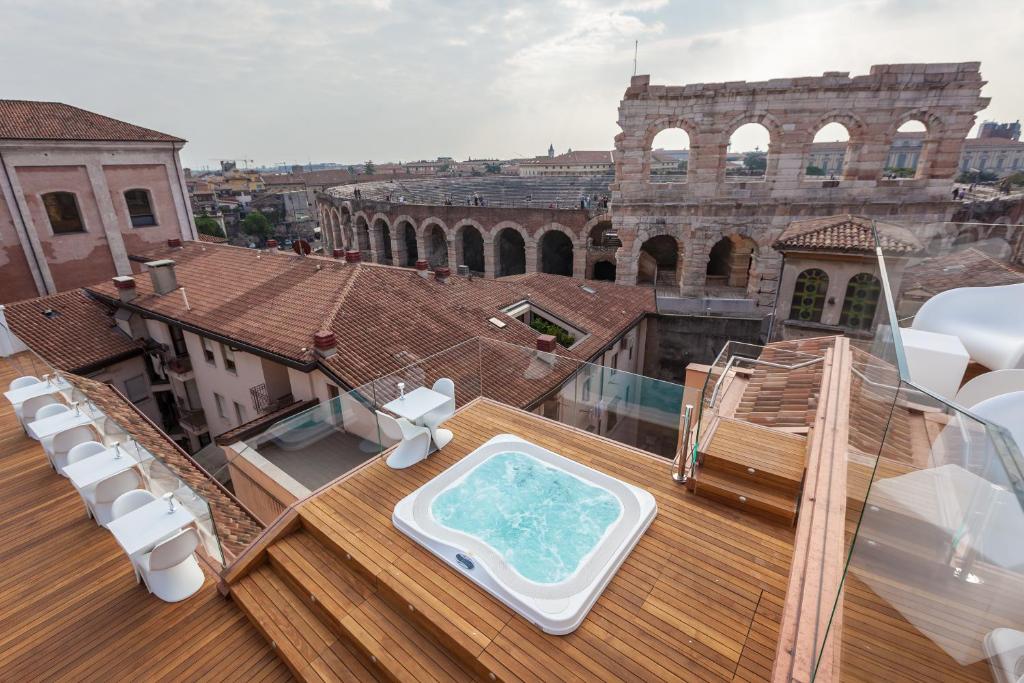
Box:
(431, 451), (622, 584)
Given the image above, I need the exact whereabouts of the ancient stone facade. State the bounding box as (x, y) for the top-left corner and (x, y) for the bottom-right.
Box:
(611, 63), (989, 306)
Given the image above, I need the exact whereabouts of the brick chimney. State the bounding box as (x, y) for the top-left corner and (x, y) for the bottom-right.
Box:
(415, 259), (429, 278)
(345, 250), (361, 263)
(144, 259), (178, 295)
(313, 330), (337, 358)
(434, 266), (451, 283)
(167, 238), (182, 248)
(332, 248), (345, 259)
(266, 239), (278, 248)
(536, 334), (557, 353)
(112, 275), (137, 303)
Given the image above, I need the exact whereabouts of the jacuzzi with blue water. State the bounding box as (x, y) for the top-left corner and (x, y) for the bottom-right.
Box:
(392, 434), (657, 635)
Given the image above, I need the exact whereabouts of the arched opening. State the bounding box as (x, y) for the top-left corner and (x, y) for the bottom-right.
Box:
(400, 221), (418, 266)
(807, 123), (850, 179)
(885, 120), (927, 179)
(727, 123), (771, 182)
(539, 230), (574, 277)
(592, 260), (616, 281)
(650, 128), (689, 183)
(839, 273), (881, 331)
(356, 216), (370, 253)
(637, 235), (679, 287)
(789, 269), (829, 323)
(425, 223), (448, 268)
(706, 238), (733, 282)
(706, 235), (757, 288)
(588, 220), (617, 247)
(459, 225), (485, 274)
(495, 228), (526, 277)
(373, 218), (392, 264)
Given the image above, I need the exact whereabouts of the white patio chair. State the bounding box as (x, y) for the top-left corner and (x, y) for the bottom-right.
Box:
(137, 528), (206, 602)
(421, 378), (455, 449)
(83, 468), (142, 525)
(954, 369), (1024, 409)
(110, 489), (160, 582)
(16, 394), (58, 431)
(37, 404), (72, 456)
(66, 440), (105, 467)
(8, 375), (40, 392)
(376, 410), (431, 469)
(47, 425), (96, 475)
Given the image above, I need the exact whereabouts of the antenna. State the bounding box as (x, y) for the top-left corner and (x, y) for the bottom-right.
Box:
(633, 40), (638, 76)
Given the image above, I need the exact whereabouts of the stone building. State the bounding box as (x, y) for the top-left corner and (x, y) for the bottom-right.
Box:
(0, 100), (197, 303)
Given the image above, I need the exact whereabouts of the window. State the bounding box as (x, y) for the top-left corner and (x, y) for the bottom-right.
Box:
(124, 189), (156, 227)
(42, 192), (85, 234)
(789, 269), (829, 323)
(608, 352), (617, 375)
(201, 337), (216, 364)
(214, 393), (227, 419)
(197, 433), (212, 448)
(839, 273), (881, 331)
(234, 401), (246, 424)
(222, 345), (237, 373)
(123, 375), (148, 403)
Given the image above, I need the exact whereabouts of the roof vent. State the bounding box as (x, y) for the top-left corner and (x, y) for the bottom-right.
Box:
(144, 259), (178, 295)
(536, 334), (557, 353)
(167, 238), (182, 248)
(457, 264), (470, 278)
(313, 330), (337, 358)
(345, 250), (361, 263)
(42, 308), (59, 319)
(332, 248), (345, 259)
(415, 259), (429, 278)
(266, 239), (278, 248)
(112, 275), (137, 303)
(434, 266), (451, 283)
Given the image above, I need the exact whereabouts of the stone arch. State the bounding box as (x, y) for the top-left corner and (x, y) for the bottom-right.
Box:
(421, 218), (449, 268)
(643, 117), (698, 183)
(353, 212), (371, 253)
(591, 259), (616, 281)
(804, 112), (866, 180)
(453, 219), (486, 275)
(538, 230), (574, 277)
(370, 214), (392, 264)
(884, 110), (946, 180)
(339, 205), (354, 248)
(394, 216), (418, 267)
(706, 233), (758, 288)
(724, 113), (781, 183)
(583, 214), (613, 239)
(637, 234), (681, 287)
(493, 226), (526, 277)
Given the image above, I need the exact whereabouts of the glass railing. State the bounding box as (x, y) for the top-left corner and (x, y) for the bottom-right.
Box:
(814, 221), (1024, 681)
(0, 336), (226, 565)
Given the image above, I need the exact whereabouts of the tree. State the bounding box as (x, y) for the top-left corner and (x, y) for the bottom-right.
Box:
(194, 215), (223, 237)
(884, 166), (916, 178)
(484, 163), (501, 174)
(241, 211), (274, 242)
(805, 165), (826, 177)
(743, 151), (767, 172)
(363, 160), (375, 175)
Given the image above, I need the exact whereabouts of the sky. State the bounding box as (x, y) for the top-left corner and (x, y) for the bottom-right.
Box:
(1, 0), (1021, 170)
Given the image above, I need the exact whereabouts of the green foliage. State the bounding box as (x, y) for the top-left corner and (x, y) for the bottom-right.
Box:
(884, 167), (916, 178)
(676, 160), (688, 171)
(529, 317), (575, 348)
(1005, 172), (1024, 186)
(484, 163), (501, 174)
(194, 215), (222, 237)
(743, 151), (767, 171)
(955, 169), (999, 184)
(805, 165), (826, 177)
(363, 160), (375, 175)
(241, 211), (273, 241)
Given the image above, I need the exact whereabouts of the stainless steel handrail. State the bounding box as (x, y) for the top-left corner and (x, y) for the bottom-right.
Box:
(671, 404), (694, 483)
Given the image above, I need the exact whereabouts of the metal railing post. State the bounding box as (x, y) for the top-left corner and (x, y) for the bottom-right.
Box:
(672, 404), (694, 483)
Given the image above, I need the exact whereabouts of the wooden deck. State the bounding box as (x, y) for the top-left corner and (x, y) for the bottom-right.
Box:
(0, 357), (292, 681)
(228, 398), (797, 682)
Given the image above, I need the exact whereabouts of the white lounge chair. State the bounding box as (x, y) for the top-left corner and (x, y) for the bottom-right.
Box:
(137, 528), (206, 602)
(971, 391), (1024, 455)
(8, 375), (40, 392)
(421, 378), (455, 449)
(83, 468), (142, 525)
(47, 425), (96, 475)
(16, 394), (58, 431)
(955, 369), (1024, 409)
(377, 410), (432, 469)
(984, 628), (1024, 683)
(65, 440), (105, 468)
(913, 282), (1024, 371)
(37, 404), (72, 457)
(110, 489), (160, 582)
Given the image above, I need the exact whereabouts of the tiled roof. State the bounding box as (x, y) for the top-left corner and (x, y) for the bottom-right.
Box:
(528, 151), (613, 165)
(87, 242), (655, 405)
(734, 336), (837, 429)
(0, 100), (183, 143)
(899, 247), (1024, 299)
(774, 215), (922, 255)
(3, 290), (143, 373)
(63, 373), (263, 559)
(196, 233), (228, 243)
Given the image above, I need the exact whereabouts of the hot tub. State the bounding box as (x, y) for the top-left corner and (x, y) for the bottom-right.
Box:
(392, 434), (657, 634)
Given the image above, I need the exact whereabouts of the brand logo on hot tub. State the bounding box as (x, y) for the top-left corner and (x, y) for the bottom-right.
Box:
(455, 553), (475, 571)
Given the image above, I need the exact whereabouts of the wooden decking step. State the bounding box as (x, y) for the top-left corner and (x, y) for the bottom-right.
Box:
(231, 564), (376, 682)
(699, 417), (807, 493)
(268, 531), (477, 682)
(695, 470), (799, 526)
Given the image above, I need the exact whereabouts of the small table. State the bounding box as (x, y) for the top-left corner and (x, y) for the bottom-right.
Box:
(382, 387), (450, 423)
(106, 498), (196, 557)
(26, 411), (92, 440)
(899, 327), (970, 400)
(4, 378), (70, 405)
(64, 446), (141, 491)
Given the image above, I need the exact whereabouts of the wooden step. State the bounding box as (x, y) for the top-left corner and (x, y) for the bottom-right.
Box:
(699, 418), (806, 493)
(269, 531), (477, 682)
(231, 564), (377, 682)
(695, 470), (799, 525)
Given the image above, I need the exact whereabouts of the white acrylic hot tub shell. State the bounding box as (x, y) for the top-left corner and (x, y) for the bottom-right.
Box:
(392, 434), (657, 635)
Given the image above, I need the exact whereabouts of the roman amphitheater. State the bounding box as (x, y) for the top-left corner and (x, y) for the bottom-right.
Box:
(316, 62), (990, 309)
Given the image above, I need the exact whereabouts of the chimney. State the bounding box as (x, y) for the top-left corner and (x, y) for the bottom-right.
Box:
(345, 250), (361, 263)
(145, 259), (178, 295)
(313, 330), (337, 358)
(112, 276), (137, 303)
(266, 239), (278, 248)
(434, 266), (451, 283)
(457, 264), (470, 278)
(415, 259), (429, 278)
(536, 334), (557, 353)
(167, 238), (182, 248)
(332, 248), (345, 259)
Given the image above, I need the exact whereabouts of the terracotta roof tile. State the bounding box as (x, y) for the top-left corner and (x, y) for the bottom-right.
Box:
(774, 215), (922, 255)
(899, 247), (1024, 299)
(3, 290), (143, 373)
(0, 100), (183, 143)
(196, 233), (228, 244)
(734, 336), (836, 429)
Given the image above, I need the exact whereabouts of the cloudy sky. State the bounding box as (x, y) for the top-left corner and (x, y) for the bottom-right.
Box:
(1, 0), (1021, 169)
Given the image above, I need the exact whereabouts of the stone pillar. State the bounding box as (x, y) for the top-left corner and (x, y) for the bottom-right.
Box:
(524, 238), (538, 274)
(572, 242), (586, 280)
(482, 238), (495, 279)
(0, 157), (52, 295)
(85, 160), (132, 276)
(389, 232), (403, 267)
(446, 238), (457, 270)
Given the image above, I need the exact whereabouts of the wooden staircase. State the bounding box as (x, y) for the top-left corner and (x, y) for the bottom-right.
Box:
(230, 524), (480, 682)
(693, 417), (808, 525)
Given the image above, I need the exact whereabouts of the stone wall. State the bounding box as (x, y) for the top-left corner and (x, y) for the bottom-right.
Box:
(642, 314), (764, 384)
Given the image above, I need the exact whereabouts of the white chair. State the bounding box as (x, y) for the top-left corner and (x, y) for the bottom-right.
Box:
(137, 528), (206, 602)
(111, 489), (158, 520)
(8, 375), (40, 392)
(971, 391), (1024, 455)
(83, 468), (142, 525)
(377, 410), (432, 469)
(955, 369), (1024, 409)
(47, 425), (96, 475)
(66, 440), (105, 467)
(37, 404), (72, 455)
(421, 378), (455, 449)
(16, 394), (58, 431)
(984, 628), (1024, 683)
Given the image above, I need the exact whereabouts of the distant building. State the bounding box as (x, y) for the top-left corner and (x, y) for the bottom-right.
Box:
(978, 120), (1021, 141)
(520, 148), (682, 177)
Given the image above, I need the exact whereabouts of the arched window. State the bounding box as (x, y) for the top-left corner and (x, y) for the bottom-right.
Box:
(728, 123), (770, 182)
(807, 123), (850, 179)
(42, 191), (85, 234)
(124, 189), (156, 227)
(839, 273), (881, 330)
(789, 269), (829, 323)
(649, 128), (689, 183)
(885, 120), (927, 179)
